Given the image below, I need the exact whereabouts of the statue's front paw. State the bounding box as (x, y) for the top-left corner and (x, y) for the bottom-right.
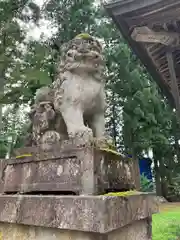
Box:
(39, 131), (61, 150)
(92, 136), (115, 149)
(69, 127), (93, 144)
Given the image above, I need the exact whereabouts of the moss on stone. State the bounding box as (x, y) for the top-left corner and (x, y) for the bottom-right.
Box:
(75, 33), (93, 40)
(91, 138), (120, 155)
(99, 147), (120, 156)
(103, 190), (140, 197)
(15, 154), (32, 159)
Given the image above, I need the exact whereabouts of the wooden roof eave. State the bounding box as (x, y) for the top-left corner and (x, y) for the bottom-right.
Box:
(104, 0), (168, 17)
(104, 3), (175, 108)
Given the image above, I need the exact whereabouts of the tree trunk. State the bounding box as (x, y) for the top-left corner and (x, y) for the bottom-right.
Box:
(132, 145), (141, 190)
(0, 79), (5, 132)
(0, 33), (7, 132)
(153, 151), (162, 196)
(133, 156), (141, 190)
(111, 92), (117, 147)
(154, 165), (162, 196)
(158, 157), (170, 198)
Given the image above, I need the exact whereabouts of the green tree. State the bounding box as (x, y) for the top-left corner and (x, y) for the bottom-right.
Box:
(0, 0), (40, 156)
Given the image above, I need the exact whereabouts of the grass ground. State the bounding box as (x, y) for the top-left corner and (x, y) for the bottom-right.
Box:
(153, 203), (180, 240)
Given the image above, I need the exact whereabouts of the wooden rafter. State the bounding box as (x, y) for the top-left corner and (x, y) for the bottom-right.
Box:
(132, 27), (180, 113)
(166, 50), (180, 114)
(131, 27), (180, 46)
(103, 0), (180, 108)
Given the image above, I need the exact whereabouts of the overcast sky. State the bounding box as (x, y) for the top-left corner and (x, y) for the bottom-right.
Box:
(26, 0), (56, 40)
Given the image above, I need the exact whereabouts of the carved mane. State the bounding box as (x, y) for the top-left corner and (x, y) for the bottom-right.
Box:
(56, 36), (105, 82)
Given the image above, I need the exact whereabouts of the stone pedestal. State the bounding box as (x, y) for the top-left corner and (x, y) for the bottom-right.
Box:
(0, 193), (158, 240)
(0, 141), (135, 195)
(0, 141), (158, 239)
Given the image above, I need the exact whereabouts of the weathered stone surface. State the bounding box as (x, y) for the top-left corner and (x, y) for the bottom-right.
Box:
(155, 196), (168, 203)
(28, 34), (107, 146)
(108, 218), (152, 240)
(0, 223), (97, 240)
(0, 193), (158, 233)
(0, 141), (135, 195)
(0, 218), (152, 240)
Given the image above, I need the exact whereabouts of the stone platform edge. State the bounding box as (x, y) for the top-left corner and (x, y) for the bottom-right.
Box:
(0, 193), (158, 234)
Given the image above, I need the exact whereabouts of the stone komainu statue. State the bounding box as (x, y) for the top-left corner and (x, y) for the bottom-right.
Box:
(27, 34), (106, 147)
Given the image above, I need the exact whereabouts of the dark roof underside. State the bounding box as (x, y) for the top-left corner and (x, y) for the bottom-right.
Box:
(104, 0), (180, 107)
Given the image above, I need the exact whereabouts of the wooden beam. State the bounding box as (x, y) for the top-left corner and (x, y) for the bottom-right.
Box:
(166, 49), (180, 115)
(131, 27), (180, 46)
(108, 0), (163, 16)
(130, 2), (180, 19)
(126, 7), (180, 27)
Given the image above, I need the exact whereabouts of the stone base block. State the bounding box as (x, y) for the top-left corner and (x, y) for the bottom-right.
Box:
(0, 193), (158, 239)
(0, 140), (135, 195)
(0, 219), (151, 240)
